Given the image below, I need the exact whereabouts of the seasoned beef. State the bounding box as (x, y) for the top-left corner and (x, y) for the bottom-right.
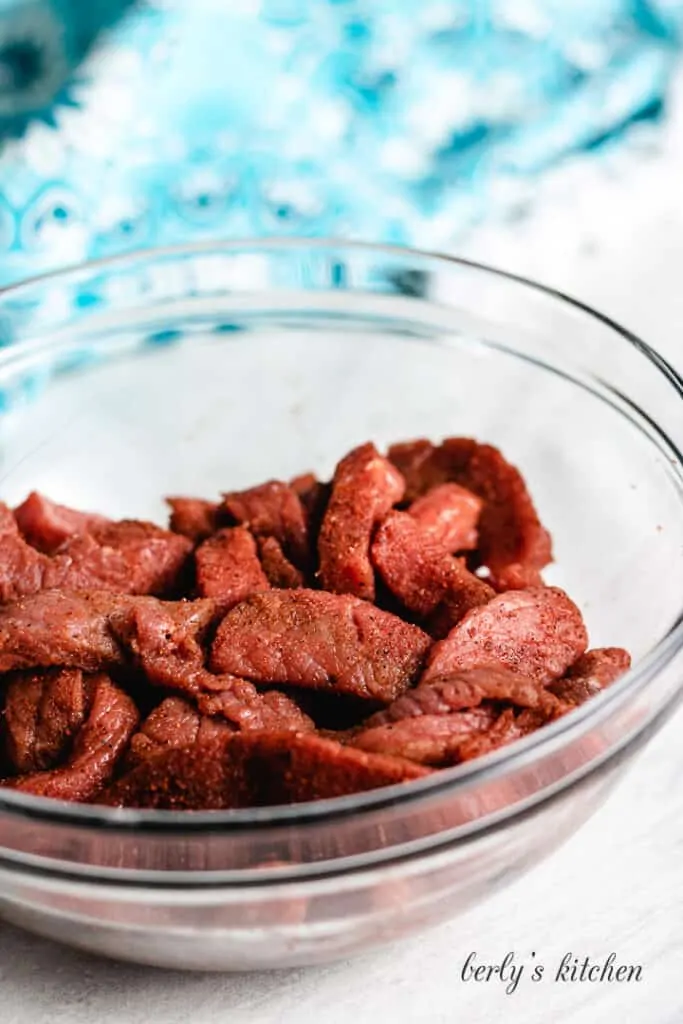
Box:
(3, 668), (94, 773)
(101, 736), (251, 810)
(319, 443), (405, 600)
(246, 731), (430, 804)
(372, 511), (454, 617)
(166, 497), (221, 543)
(222, 480), (309, 568)
(388, 439), (551, 590)
(372, 511), (493, 622)
(347, 708), (497, 765)
(0, 505), (192, 603)
(290, 473), (331, 561)
(426, 566), (496, 638)
(195, 527), (270, 606)
(408, 483), (482, 552)
(0, 435), (632, 810)
(0, 590), (219, 679)
(364, 667), (563, 726)
(0, 590), (130, 673)
(102, 731), (430, 810)
(14, 492), (108, 554)
(388, 438), (476, 502)
(421, 587), (587, 686)
(54, 520), (192, 596)
(126, 697), (232, 767)
(197, 684), (314, 733)
(548, 647), (631, 707)
(211, 589), (431, 702)
(257, 536), (305, 589)
(116, 597), (220, 694)
(6, 674), (138, 802)
(454, 707), (547, 762)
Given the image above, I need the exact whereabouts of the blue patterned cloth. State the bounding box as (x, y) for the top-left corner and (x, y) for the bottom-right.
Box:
(0, 0), (681, 286)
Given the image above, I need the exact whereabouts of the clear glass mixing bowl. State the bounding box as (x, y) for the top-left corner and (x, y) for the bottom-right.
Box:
(0, 240), (681, 970)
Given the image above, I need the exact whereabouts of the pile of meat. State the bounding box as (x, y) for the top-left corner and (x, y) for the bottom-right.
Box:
(0, 439), (630, 810)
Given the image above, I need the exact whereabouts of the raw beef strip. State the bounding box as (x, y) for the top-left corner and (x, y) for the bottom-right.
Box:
(388, 439), (551, 590)
(166, 497), (221, 542)
(53, 520), (192, 596)
(0, 591), (218, 676)
(257, 536), (305, 589)
(197, 685), (314, 733)
(195, 527), (270, 606)
(454, 707), (547, 762)
(0, 505), (192, 602)
(5, 674), (138, 802)
(0, 590), (130, 673)
(211, 589), (431, 702)
(101, 737), (251, 810)
(372, 511), (493, 621)
(116, 597), (220, 694)
(223, 480), (309, 567)
(126, 697), (232, 767)
(290, 474), (331, 561)
(388, 438), (476, 502)
(102, 731), (430, 810)
(245, 732), (431, 804)
(426, 566), (496, 638)
(3, 668), (93, 773)
(422, 587), (587, 686)
(14, 493), (108, 554)
(318, 443), (405, 600)
(364, 667), (563, 726)
(347, 707), (497, 766)
(548, 648), (631, 707)
(408, 483), (482, 552)
(461, 444), (552, 590)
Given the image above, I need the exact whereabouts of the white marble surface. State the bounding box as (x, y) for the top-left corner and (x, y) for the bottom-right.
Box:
(2, 83), (683, 1024)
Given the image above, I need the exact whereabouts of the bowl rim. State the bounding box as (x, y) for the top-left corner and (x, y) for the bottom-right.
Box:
(0, 236), (681, 835)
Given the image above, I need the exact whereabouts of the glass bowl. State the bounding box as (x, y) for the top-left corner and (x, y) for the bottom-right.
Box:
(0, 240), (681, 971)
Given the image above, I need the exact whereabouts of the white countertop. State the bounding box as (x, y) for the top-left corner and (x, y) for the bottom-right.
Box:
(2, 79), (683, 1024)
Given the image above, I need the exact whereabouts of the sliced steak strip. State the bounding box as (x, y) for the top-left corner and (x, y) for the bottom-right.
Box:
(388, 438), (476, 503)
(14, 493), (108, 554)
(101, 731), (430, 810)
(0, 590), (130, 673)
(347, 708), (497, 766)
(126, 697), (232, 767)
(211, 589), (431, 702)
(222, 480), (309, 568)
(422, 587), (587, 687)
(318, 443), (405, 601)
(3, 668), (94, 774)
(348, 666), (564, 766)
(548, 647), (631, 707)
(5, 674), (138, 802)
(364, 667), (563, 726)
(388, 439), (551, 590)
(425, 565), (496, 639)
(166, 497), (221, 543)
(0, 505), (192, 602)
(408, 483), (482, 552)
(454, 707), (547, 762)
(246, 731), (430, 804)
(197, 685), (314, 733)
(372, 511), (493, 624)
(116, 597), (220, 694)
(53, 520), (192, 596)
(195, 527), (270, 606)
(257, 536), (305, 589)
(0, 591), (218, 677)
(101, 737), (251, 810)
